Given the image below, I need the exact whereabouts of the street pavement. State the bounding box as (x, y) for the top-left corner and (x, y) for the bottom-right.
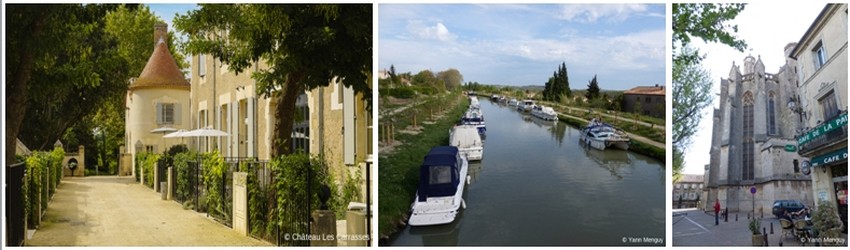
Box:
(26, 176), (271, 246)
(673, 208), (847, 246)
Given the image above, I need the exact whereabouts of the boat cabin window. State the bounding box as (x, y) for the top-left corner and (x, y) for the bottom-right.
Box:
(430, 165), (453, 185)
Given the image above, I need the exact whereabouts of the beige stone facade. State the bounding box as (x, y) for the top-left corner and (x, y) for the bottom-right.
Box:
(674, 174), (704, 209)
(189, 53), (372, 201)
(790, 3), (847, 226)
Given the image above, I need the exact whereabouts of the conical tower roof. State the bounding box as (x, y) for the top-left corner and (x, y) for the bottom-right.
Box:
(129, 32), (190, 90)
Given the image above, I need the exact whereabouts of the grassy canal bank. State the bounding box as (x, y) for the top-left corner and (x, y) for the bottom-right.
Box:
(378, 95), (469, 240)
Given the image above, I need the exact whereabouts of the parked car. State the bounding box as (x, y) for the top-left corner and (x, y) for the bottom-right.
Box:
(772, 200), (806, 218)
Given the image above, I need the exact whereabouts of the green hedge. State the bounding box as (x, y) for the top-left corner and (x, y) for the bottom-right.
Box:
(379, 87), (416, 99)
(136, 152), (160, 189)
(23, 147), (65, 229)
(174, 151), (199, 208)
(202, 150), (230, 223)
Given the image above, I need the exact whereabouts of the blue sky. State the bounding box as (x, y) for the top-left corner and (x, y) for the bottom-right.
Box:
(379, 4), (666, 90)
(147, 4), (197, 39)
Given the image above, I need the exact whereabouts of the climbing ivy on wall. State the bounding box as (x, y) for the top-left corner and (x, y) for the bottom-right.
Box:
(173, 151), (198, 208)
(23, 148), (66, 229)
(49, 147), (64, 195)
(202, 150), (230, 222)
(136, 152), (160, 189)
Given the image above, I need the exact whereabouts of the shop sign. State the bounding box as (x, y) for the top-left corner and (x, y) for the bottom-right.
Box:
(797, 113), (848, 146)
(810, 147), (848, 167)
(785, 144), (797, 152)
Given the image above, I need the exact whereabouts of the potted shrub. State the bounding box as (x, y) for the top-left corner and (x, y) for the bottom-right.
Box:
(749, 218), (765, 246)
(812, 201), (844, 246)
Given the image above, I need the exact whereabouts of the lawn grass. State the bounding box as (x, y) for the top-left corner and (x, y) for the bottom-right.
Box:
(378, 94), (469, 239)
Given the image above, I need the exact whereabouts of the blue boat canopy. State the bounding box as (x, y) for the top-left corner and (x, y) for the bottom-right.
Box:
(418, 146), (462, 202)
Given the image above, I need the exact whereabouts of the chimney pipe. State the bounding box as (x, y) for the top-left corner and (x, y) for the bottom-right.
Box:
(154, 22), (167, 47)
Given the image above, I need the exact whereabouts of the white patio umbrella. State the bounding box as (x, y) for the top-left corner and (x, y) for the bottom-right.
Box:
(150, 126), (178, 134)
(164, 129), (189, 146)
(183, 126), (229, 137)
(182, 126), (229, 152)
(163, 129), (189, 138)
(151, 126), (178, 153)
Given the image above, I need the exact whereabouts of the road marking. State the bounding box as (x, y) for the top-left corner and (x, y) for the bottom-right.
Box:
(684, 215), (711, 233)
(674, 232), (707, 238)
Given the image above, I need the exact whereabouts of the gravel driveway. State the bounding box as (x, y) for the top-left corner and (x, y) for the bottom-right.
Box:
(26, 176), (271, 246)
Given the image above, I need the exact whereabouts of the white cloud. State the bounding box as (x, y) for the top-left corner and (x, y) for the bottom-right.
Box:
(558, 4), (648, 23)
(407, 20), (457, 42)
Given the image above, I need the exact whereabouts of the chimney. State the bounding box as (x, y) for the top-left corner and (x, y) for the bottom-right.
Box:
(154, 22), (168, 47)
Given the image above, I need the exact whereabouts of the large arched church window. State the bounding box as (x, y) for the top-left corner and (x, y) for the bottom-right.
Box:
(742, 91), (755, 181)
(768, 91), (777, 135)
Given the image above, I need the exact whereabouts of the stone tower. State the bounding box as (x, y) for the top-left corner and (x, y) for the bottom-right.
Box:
(125, 23), (191, 174)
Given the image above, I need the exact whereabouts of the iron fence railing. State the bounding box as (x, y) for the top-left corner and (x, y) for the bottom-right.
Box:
(6, 162), (26, 246)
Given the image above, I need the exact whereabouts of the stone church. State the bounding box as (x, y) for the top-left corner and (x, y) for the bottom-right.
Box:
(705, 48), (813, 215)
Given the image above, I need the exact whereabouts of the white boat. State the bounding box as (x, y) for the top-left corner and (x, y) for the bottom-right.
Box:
(409, 146), (469, 226)
(461, 109), (486, 135)
(580, 119), (630, 150)
(507, 98), (519, 106)
(469, 97), (480, 110)
(450, 125), (484, 161)
(519, 100), (535, 112)
(531, 105), (558, 121)
(490, 94), (500, 101)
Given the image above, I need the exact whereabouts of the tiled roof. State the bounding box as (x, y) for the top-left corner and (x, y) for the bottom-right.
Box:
(624, 86), (665, 96)
(129, 40), (190, 90)
(679, 174), (704, 183)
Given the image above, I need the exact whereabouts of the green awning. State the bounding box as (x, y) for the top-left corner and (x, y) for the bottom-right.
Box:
(810, 147), (848, 167)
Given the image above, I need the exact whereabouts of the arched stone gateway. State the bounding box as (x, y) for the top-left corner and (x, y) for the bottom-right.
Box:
(63, 145), (86, 177)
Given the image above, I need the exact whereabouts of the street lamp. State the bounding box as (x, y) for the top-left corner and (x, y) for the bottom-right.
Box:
(787, 97), (806, 118)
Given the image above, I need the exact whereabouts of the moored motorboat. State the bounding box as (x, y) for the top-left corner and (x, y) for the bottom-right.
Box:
(508, 98), (519, 106)
(531, 105), (559, 121)
(461, 109), (486, 135)
(409, 146), (469, 226)
(580, 119), (630, 150)
(450, 125), (484, 161)
(519, 99), (535, 112)
(469, 96), (480, 110)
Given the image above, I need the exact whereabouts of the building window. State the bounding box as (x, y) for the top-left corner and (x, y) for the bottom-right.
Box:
(157, 103), (175, 125)
(812, 41), (827, 70)
(768, 92), (777, 135)
(793, 159), (800, 173)
(819, 90), (840, 120)
(645, 97), (651, 103)
(743, 92), (755, 181)
(292, 93), (310, 155)
(198, 54), (206, 77)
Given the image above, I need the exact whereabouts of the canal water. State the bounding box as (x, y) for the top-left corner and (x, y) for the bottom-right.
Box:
(388, 98), (666, 246)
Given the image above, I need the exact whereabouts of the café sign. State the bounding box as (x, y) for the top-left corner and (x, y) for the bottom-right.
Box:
(797, 113), (848, 146)
(810, 147), (848, 167)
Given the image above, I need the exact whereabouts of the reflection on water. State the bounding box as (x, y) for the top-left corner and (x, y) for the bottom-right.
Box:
(389, 99), (665, 246)
(581, 144), (633, 180)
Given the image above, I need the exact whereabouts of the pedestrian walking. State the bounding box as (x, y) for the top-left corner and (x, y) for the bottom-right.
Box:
(714, 199), (721, 226)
